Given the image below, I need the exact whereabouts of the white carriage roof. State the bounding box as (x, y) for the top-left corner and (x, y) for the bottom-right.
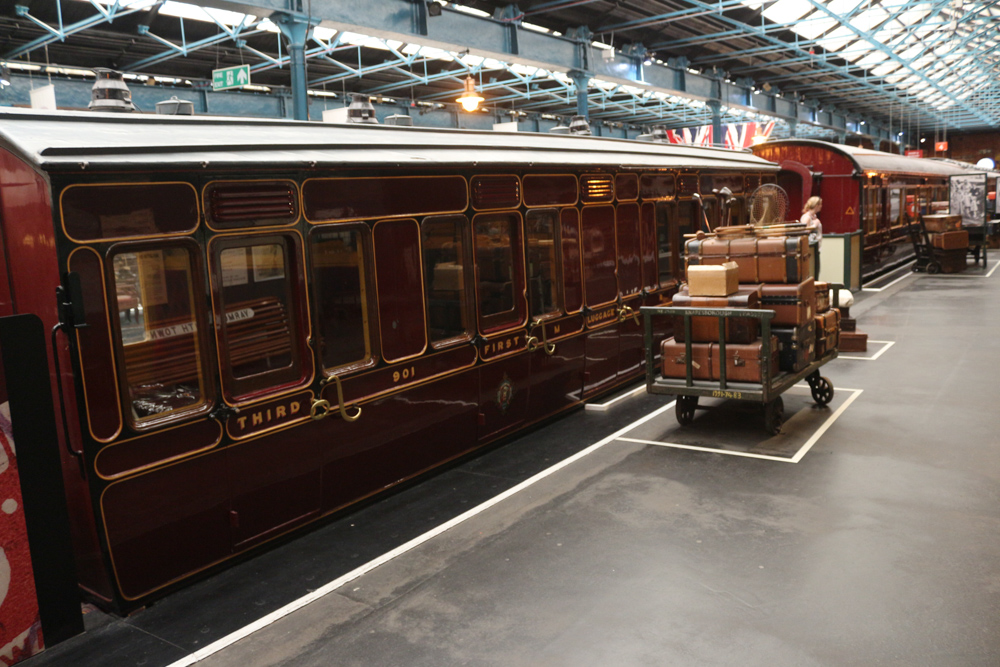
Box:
(760, 138), (973, 177)
(0, 109), (778, 174)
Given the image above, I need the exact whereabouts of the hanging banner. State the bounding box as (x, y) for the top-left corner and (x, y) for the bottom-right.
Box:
(665, 121), (775, 149)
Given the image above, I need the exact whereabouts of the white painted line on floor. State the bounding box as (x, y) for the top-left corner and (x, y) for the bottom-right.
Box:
(839, 340), (895, 361)
(617, 388), (863, 464)
(984, 260), (999, 278)
(861, 263), (916, 292)
(917, 259), (999, 279)
(585, 384), (646, 411)
(165, 398), (679, 667)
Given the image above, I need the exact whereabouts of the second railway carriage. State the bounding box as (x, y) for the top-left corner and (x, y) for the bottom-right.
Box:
(0, 108), (777, 613)
(752, 139), (971, 276)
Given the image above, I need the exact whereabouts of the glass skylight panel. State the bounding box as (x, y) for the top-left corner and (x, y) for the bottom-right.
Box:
(826, 0), (866, 15)
(792, 15), (839, 40)
(762, 0), (814, 24)
(898, 44), (924, 62)
(871, 62), (902, 77)
(857, 51), (889, 68)
(838, 41), (870, 62)
(817, 26), (856, 51)
(851, 7), (891, 33)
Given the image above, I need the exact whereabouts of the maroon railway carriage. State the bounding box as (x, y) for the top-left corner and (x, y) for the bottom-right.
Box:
(752, 139), (970, 276)
(0, 108), (777, 613)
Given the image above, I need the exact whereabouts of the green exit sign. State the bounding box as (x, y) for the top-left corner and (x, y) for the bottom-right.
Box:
(212, 65), (250, 91)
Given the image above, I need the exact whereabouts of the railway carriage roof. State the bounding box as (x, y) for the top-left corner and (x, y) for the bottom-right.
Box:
(758, 139), (973, 178)
(0, 108), (777, 174)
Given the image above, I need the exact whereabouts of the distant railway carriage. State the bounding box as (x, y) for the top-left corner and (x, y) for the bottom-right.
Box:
(751, 139), (973, 276)
(0, 108), (777, 613)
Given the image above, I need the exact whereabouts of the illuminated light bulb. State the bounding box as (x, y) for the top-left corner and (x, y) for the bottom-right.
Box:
(456, 76), (484, 112)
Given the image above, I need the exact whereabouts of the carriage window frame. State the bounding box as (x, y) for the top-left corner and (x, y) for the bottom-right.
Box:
(107, 239), (215, 430)
(202, 179), (301, 231)
(422, 214), (475, 349)
(524, 208), (565, 321)
(373, 218), (429, 364)
(472, 211), (527, 334)
(581, 204), (619, 309)
(209, 232), (310, 403)
(309, 223), (379, 377)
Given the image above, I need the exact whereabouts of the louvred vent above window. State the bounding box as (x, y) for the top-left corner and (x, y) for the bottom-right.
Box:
(581, 174), (614, 203)
(206, 181), (298, 228)
(471, 175), (520, 210)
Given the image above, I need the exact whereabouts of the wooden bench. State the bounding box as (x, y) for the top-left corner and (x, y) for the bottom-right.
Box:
(122, 297), (294, 390)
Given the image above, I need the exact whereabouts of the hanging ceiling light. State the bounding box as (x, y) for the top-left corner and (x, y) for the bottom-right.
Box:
(456, 76), (484, 112)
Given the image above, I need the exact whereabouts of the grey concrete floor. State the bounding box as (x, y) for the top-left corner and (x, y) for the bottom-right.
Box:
(29, 260), (1000, 667)
(187, 261), (1000, 667)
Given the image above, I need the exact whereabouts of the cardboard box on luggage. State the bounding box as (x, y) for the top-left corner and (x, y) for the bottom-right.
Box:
(923, 214), (962, 233)
(687, 261), (739, 296)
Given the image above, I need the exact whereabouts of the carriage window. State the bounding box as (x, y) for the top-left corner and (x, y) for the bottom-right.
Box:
(616, 204), (642, 297)
(677, 201), (699, 244)
(63, 183), (198, 242)
(702, 198), (720, 231)
(311, 226), (374, 371)
(582, 206), (617, 307)
(212, 237), (304, 399)
(888, 188), (902, 226)
(727, 196), (746, 226)
(561, 209), (583, 313)
(423, 215), (473, 346)
(373, 219), (427, 362)
(642, 202), (674, 288)
(474, 212), (526, 332)
(525, 209), (561, 318)
(112, 246), (208, 424)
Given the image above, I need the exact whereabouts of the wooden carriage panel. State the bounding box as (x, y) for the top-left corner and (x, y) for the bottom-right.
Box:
(61, 182), (198, 242)
(523, 174), (578, 207)
(373, 219), (427, 362)
(68, 248), (122, 442)
(302, 176), (467, 222)
(101, 450), (231, 601)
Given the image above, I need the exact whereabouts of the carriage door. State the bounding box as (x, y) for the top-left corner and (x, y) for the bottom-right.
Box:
(615, 183), (644, 379)
(581, 203), (620, 397)
(473, 210), (530, 441)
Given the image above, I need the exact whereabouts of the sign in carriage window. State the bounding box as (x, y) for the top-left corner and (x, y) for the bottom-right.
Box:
(212, 236), (303, 400)
(111, 246), (208, 424)
(525, 209), (562, 319)
(473, 212), (526, 333)
(310, 226), (374, 371)
(422, 215), (473, 346)
(62, 182), (199, 242)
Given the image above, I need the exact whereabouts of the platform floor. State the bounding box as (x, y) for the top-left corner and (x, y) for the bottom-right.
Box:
(27, 259), (1000, 667)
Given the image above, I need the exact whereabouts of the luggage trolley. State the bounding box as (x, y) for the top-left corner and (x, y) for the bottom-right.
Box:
(907, 219), (942, 274)
(641, 305), (838, 435)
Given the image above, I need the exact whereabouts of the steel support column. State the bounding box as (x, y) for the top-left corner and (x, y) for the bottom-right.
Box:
(570, 70), (589, 119)
(273, 11), (316, 121)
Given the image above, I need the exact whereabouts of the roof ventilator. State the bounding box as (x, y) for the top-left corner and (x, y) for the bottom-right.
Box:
(383, 114), (413, 127)
(347, 94), (378, 124)
(88, 69), (135, 113)
(569, 115), (592, 136)
(637, 126), (669, 142)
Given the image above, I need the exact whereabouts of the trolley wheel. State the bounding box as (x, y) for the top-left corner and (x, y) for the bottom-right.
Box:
(927, 261), (941, 274)
(676, 395), (698, 426)
(763, 396), (784, 435)
(809, 375), (834, 406)
(911, 264), (920, 272)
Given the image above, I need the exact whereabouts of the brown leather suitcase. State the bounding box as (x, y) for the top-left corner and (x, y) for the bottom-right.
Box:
(930, 230), (969, 250)
(815, 281), (830, 313)
(814, 309), (841, 357)
(923, 214), (962, 233)
(672, 285), (762, 343)
(685, 237), (760, 283)
(760, 278), (816, 327)
(660, 337), (712, 380)
(839, 331), (867, 352)
(709, 337), (780, 383)
(773, 323), (816, 373)
(757, 236), (811, 283)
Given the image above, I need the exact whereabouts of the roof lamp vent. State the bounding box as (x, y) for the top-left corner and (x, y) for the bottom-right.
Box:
(569, 115), (592, 136)
(383, 114), (413, 126)
(89, 68), (135, 113)
(347, 94), (378, 124)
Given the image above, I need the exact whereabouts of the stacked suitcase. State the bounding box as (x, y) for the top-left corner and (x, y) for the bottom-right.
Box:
(922, 214), (968, 274)
(660, 227), (840, 382)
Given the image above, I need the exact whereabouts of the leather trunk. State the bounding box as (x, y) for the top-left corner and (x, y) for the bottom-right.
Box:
(710, 337), (780, 384)
(937, 248), (967, 273)
(760, 278), (816, 327)
(773, 323), (816, 373)
(672, 285), (762, 343)
(815, 281), (830, 313)
(756, 236), (811, 283)
(923, 214), (962, 233)
(814, 309), (841, 358)
(930, 230), (969, 250)
(661, 337), (712, 380)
